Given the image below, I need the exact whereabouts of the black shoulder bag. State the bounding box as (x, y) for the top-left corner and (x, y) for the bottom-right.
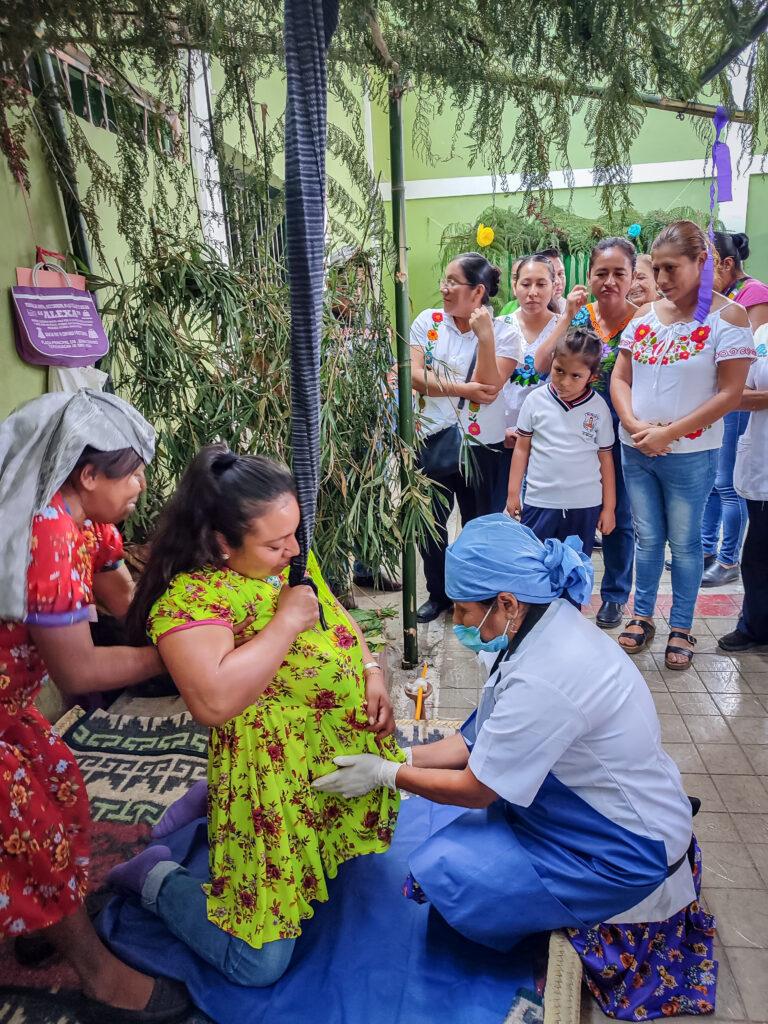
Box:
(417, 347), (478, 481)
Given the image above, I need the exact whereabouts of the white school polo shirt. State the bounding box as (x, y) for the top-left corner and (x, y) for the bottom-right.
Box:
(516, 384), (614, 509)
(410, 309), (522, 444)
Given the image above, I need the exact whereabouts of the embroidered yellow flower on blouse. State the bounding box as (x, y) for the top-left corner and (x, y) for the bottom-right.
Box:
(476, 223), (495, 247)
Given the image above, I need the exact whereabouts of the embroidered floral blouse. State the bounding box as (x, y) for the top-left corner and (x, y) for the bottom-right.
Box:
(618, 304), (755, 454)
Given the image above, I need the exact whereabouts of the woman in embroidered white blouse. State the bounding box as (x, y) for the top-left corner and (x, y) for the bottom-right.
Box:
(408, 252), (522, 623)
(610, 220), (755, 672)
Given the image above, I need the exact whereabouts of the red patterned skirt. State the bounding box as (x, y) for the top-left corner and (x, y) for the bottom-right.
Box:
(1, 705), (90, 936)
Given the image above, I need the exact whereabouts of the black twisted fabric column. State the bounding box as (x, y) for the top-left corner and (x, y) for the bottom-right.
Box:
(283, 0), (339, 585)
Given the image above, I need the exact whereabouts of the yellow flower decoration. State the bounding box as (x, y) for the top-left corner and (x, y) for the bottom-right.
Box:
(426, 328), (439, 341)
(476, 223), (495, 247)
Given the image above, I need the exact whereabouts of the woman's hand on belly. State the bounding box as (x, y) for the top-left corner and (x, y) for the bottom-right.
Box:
(364, 672), (395, 737)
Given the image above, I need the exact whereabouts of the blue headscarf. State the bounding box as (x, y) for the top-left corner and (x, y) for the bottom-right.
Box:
(445, 514), (594, 607)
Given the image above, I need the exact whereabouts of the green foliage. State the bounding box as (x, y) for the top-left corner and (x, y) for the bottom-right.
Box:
(347, 605), (398, 649)
(99, 222), (434, 589)
(2, 0), (767, 249)
(440, 202), (718, 307)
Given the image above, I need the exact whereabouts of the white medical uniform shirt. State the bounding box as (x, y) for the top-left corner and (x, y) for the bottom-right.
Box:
(468, 600), (696, 924)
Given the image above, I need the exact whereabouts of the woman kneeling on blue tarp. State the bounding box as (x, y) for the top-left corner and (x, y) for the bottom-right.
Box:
(314, 514), (717, 1020)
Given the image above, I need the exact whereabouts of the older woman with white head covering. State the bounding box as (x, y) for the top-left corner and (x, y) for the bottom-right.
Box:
(0, 389), (190, 1022)
(314, 515), (717, 1019)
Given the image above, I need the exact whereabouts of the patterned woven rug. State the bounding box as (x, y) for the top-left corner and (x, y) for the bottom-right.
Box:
(0, 702), (549, 1024)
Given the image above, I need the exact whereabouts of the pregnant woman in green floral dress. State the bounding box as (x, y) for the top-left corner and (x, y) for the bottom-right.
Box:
(109, 445), (403, 987)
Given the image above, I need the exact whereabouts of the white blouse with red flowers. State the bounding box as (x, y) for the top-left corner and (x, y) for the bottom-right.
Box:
(410, 308), (522, 443)
(618, 303), (755, 454)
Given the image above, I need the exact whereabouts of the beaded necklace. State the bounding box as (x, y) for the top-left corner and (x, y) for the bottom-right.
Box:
(724, 277), (751, 300)
(571, 302), (633, 386)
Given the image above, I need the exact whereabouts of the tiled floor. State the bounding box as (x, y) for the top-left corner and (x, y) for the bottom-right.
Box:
(357, 541), (768, 1022)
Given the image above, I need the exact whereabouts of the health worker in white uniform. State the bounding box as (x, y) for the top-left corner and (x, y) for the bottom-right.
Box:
(313, 515), (703, 954)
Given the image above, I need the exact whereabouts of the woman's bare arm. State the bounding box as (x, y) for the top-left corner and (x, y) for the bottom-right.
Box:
(30, 621), (163, 694)
(157, 585), (318, 727)
(411, 733), (470, 768)
(392, 763), (498, 808)
(746, 302), (768, 332)
(740, 386), (768, 412)
(92, 564), (135, 619)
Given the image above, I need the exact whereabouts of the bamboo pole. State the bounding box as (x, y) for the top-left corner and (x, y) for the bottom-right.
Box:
(388, 74), (418, 669)
(699, 3), (768, 86)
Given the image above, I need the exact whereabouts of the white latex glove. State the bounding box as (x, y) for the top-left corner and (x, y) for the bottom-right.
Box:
(312, 753), (402, 798)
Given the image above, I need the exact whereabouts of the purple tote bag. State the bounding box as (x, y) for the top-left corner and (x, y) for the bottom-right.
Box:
(12, 263), (109, 367)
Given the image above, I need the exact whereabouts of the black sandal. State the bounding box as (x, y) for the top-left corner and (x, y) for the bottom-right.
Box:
(618, 619), (656, 654)
(665, 630), (697, 672)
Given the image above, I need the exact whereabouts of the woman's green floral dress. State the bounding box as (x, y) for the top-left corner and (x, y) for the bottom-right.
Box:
(148, 552), (403, 949)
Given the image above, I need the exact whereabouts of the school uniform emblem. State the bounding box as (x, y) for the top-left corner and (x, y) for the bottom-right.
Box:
(581, 410), (600, 444)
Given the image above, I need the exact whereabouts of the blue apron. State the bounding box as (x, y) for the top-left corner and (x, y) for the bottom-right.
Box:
(408, 775), (670, 951)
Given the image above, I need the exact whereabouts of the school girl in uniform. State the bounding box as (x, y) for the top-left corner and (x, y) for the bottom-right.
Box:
(506, 326), (616, 556)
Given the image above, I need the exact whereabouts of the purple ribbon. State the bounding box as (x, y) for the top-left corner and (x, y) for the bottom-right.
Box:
(695, 106), (731, 322)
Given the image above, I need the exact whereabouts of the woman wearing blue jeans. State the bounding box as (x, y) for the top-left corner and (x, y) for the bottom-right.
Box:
(700, 231), (768, 586)
(700, 410), (750, 584)
(611, 221), (754, 671)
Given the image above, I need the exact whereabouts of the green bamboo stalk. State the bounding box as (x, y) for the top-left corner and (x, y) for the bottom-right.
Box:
(388, 74), (418, 669)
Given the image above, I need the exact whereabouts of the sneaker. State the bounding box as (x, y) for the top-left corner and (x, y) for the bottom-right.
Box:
(701, 562), (741, 588)
(718, 629), (758, 652)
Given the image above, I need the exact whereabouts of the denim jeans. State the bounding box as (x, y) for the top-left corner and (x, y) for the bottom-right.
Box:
(737, 500), (768, 643)
(600, 438), (634, 605)
(701, 410), (750, 565)
(143, 861), (296, 986)
(621, 445), (718, 630)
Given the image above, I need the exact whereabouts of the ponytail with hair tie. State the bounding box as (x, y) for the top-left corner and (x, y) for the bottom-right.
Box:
(126, 444), (297, 642)
(212, 451), (238, 476)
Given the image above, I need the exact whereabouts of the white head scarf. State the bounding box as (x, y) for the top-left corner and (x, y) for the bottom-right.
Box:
(0, 389), (155, 621)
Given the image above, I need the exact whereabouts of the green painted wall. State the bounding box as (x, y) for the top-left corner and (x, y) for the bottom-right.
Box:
(370, 94), (708, 182)
(0, 130), (68, 417)
(745, 174), (768, 282)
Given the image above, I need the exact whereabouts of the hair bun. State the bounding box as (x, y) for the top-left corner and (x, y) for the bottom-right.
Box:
(733, 232), (750, 262)
(488, 265), (501, 298)
(212, 451), (238, 476)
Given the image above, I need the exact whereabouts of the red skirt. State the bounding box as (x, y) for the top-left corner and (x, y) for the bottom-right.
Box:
(1, 706), (90, 936)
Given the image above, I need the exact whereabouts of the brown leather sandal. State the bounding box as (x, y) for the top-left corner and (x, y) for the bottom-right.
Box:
(618, 618), (656, 654)
(665, 630), (697, 671)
